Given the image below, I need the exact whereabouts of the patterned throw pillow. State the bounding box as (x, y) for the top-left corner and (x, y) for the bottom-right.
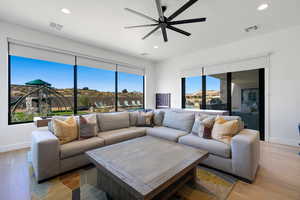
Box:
(79, 115), (97, 139)
(211, 116), (239, 144)
(153, 110), (164, 126)
(53, 116), (78, 144)
(136, 111), (154, 127)
(192, 115), (215, 138)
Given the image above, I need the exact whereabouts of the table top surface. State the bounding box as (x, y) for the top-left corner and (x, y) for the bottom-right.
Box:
(86, 136), (208, 197)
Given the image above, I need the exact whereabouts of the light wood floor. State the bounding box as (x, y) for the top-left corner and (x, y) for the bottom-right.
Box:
(0, 142), (299, 200)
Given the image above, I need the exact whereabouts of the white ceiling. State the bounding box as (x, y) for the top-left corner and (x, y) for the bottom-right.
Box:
(0, 0), (300, 62)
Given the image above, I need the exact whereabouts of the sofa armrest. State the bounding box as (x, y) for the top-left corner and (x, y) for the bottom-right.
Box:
(231, 129), (260, 181)
(31, 130), (60, 182)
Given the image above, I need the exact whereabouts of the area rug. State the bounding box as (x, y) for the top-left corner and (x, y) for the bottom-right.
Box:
(30, 164), (237, 200)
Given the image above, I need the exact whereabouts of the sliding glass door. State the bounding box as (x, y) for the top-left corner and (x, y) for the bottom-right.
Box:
(231, 69), (264, 139)
(182, 68), (265, 140)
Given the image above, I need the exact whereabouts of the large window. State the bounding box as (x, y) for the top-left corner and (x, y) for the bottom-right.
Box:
(184, 76), (202, 109)
(118, 72), (144, 111)
(8, 42), (145, 124)
(10, 56), (74, 123)
(77, 66), (116, 113)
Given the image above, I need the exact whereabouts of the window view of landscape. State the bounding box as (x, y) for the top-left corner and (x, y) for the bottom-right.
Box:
(206, 74), (227, 110)
(10, 56), (74, 123)
(118, 72), (144, 111)
(185, 76), (202, 109)
(184, 74), (227, 110)
(9, 56), (144, 123)
(77, 66), (116, 113)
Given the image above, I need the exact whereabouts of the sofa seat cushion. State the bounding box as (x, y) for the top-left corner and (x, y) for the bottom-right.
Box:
(60, 137), (105, 159)
(147, 127), (188, 142)
(178, 134), (231, 158)
(98, 127), (146, 145)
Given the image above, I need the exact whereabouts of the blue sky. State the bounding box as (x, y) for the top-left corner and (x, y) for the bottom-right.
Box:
(186, 76), (220, 94)
(11, 56), (143, 92)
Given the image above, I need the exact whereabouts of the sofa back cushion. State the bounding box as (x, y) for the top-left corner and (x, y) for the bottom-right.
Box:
(129, 111), (139, 126)
(163, 111), (195, 132)
(97, 112), (130, 131)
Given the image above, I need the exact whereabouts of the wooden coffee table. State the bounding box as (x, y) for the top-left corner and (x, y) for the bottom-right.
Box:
(86, 136), (208, 200)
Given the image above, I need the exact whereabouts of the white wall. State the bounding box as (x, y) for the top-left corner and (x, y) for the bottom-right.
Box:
(156, 25), (300, 147)
(0, 21), (156, 152)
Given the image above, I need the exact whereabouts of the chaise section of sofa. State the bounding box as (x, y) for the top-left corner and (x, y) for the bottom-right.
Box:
(149, 109), (260, 182)
(178, 129), (260, 182)
(31, 130), (60, 182)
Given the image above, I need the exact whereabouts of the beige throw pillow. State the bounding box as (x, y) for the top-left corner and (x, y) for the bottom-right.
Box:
(211, 116), (239, 144)
(53, 116), (78, 144)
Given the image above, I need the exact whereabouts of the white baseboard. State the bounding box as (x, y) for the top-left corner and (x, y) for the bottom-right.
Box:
(269, 137), (299, 147)
(0, 142), (30, 153)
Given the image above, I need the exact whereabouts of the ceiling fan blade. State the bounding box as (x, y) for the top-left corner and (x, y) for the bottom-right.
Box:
(167, 0), (198, 21)
(168, 18), (206, 25)
(155, 0), (165, 21)
(167, 25), (191, 36)
(142, 26), (160, 40)
(124, 8), (158, 23)
(160, 24), (168, 42)
(124, 24), (158, 29)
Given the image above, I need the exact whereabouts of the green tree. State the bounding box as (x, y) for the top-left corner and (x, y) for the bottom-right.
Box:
(79, 95), (90, 107)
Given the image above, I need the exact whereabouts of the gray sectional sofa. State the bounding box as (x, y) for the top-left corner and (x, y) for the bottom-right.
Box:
(31, 109), (260, 183)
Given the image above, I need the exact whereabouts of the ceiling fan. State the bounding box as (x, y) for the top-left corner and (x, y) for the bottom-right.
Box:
(124, 0), (206, 42)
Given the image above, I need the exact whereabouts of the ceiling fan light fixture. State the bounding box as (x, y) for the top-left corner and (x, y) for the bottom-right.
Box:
(124, 0), (206, 43)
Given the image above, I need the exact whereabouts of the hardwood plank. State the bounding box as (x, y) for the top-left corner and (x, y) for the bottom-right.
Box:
(0, 142), (300, 200)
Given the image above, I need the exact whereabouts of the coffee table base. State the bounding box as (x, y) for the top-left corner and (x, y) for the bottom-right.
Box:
(97, 167), (197, 200)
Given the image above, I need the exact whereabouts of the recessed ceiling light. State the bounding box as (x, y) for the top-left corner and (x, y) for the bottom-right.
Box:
(257, 3), (269, 11)
(153, 45), (159, 49)
(61, 8), (71, 14)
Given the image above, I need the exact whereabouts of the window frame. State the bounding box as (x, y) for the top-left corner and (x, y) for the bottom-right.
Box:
(182, 73), (231, 111)
(8, 55), (145, 125)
